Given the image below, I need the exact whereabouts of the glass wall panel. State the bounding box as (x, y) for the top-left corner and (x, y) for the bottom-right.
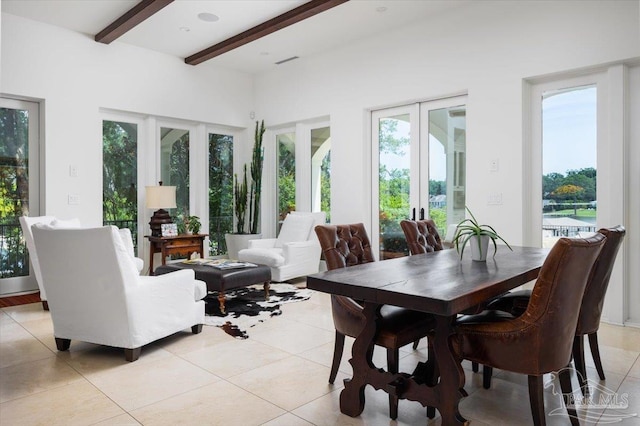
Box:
(103, 120), (138, 248)
(310, 126), (330, 222)
(208, 133), (233, 256)
(277, 132), (295, 230)
(541, 85), (597, 247)
(160, 127), (189, 216)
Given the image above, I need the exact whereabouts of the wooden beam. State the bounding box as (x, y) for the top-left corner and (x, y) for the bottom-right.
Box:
(185, 0), (349, 66)
(95, 0), (174, 44)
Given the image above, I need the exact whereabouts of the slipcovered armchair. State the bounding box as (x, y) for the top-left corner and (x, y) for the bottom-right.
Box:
(32, 225), (206, 362)
(238, 211), (326, 282)
(20, 216), (144, 309)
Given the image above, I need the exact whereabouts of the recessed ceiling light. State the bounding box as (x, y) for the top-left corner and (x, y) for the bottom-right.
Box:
(179, 27), (190, 32)
(198, 12), (219, 22)
(376, 6), (387, 12)
(260, 52), (270, 56)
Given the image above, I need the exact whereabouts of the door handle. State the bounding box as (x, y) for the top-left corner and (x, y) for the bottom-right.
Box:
(411, 208), (416, 221)
(420, 208), (425, 220)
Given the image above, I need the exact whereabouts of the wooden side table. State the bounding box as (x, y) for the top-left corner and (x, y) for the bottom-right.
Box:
(146, 234), (207, 275)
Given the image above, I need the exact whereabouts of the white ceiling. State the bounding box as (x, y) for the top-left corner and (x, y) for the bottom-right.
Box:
(2, 0), (472, 74)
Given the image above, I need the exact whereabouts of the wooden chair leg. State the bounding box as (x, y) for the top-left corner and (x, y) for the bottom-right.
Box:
(329, 331), (345, 384)
(528, 375), (546, 426)
(482, 365), (493, 389)
(559, 367), (580, 426)
(55, 337), (70, 351)
(192, 324), (203, 334)
(472, 361), (479, 372)
(588, 332), (606, 380)
(387, 348), (399, 420)
(572, 335), (588, 396)
(124, 347), (141, 362)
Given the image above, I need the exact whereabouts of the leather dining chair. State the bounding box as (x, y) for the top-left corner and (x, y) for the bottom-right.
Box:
(453, 233), (606, 426)
(485, 226), (626, 395)
(314, 223), (435, 420)
(400, 219), (444, 255)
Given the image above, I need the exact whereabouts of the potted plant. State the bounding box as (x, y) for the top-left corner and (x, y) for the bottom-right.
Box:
(186, 216), (201, 234)
(225, 120), (265, 258)
(453, 206), (512, 261)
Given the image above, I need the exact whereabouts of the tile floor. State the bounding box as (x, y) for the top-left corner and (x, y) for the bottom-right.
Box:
(1, 286), (639, 425)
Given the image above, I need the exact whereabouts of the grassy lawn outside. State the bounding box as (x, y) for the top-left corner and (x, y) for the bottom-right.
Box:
(545, 208), (597, 218)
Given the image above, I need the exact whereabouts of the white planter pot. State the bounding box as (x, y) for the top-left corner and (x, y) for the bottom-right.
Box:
(225, 233), (261, 260)
(470, 235), (490, 262)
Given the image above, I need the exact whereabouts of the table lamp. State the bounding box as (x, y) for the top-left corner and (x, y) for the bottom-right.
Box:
(146, 182), (177, 237)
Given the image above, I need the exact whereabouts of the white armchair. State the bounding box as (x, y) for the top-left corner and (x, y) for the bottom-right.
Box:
(32, 225), (206, 361)
(19, 216), (144, 310)
(238, 211), (326, 282)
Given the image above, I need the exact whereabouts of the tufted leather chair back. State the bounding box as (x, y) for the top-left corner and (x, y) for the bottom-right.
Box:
(400, 219), (444, 255)
(315, 223), (376, 271)
(315, 223), (376, 338)
(457, 233), (606, 375)
(576, 226), (626, 335)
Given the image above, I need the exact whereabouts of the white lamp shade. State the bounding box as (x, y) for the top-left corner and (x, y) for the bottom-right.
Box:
(145, 185), (177, 209)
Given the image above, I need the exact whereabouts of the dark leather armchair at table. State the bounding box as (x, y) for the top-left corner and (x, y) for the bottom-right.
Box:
(486, 226), (626, 395)
(400, 219), (444, 255)
(453, 234), (606, 426)
(314, 223), (435, 420)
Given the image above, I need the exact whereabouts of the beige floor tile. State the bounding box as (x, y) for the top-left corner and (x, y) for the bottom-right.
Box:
(130, 380), (285, 426)
(261, 412), (314, 426)
(0, 309), (14, 325)
(148, 325), (231, 355)
(86, 355), (220, 411)
(0, 321), (55, 368)
(0, 356), (84, 403)
(588, 345), (640, 377)
(0, 381), (125, 426)
(598, 323), (640, 352)
(629, 357), (640, 379)
(250, 320), (335, 354)
(599, 375), (640, 425)
(182, 338), (291, 379)
(280, 297), (334, 330)
(1, 303), (51, 324)
(92, 413), (142, 425)
(228, 355), (347, 411)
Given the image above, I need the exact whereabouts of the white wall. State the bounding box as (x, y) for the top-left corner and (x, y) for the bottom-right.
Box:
(254, 0), (640, 245)
(1, 13), (254, 225)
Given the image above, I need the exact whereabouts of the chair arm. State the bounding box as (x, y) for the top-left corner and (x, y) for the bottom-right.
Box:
(282, 240), (321, 264)
(248, 238), (277, 249)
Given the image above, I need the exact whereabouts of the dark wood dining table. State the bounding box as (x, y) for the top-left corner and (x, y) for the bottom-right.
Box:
(306, 246), (549, 425)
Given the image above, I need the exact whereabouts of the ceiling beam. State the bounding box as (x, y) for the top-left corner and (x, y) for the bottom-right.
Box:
(185, 0), (349, 66)
(95, 0), (174, 44)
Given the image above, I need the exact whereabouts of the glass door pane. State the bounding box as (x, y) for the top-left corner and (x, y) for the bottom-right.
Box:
(0, 98), (39, 294)
(310, 126), (330, 222)
(542, 85), (597, 247)
(160, 127), (189, 216)
(208, 133), (233, 256)
(277, 131), (295, 231)
(378, 113), (412, 259)
(103, 120), (138, 249)
(426, 104), (466, 238)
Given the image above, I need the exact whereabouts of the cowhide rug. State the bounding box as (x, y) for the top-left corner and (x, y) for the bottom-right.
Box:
(204, 283), (312, 339)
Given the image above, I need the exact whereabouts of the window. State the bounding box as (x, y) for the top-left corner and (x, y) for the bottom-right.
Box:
(311, 126), (331, 222)
(103, 120), (138, 248)
(0, 98), (40, 294)
(276, 131), (295, 229)
(208, 132), (234, 255)
(160, 127), (189, 216)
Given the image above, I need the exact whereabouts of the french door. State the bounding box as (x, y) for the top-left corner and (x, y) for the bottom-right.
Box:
(372, 96), (467, 259)
(0, 98), (40, 295)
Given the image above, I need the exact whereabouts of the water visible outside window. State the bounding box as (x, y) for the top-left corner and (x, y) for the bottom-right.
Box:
(542, 85), (597, 247)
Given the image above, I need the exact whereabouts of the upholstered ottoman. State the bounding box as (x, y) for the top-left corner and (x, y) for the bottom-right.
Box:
(154, 263), (271, 314)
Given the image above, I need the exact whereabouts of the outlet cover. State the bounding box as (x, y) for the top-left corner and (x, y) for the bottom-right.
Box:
(68, 194), (80, 205)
